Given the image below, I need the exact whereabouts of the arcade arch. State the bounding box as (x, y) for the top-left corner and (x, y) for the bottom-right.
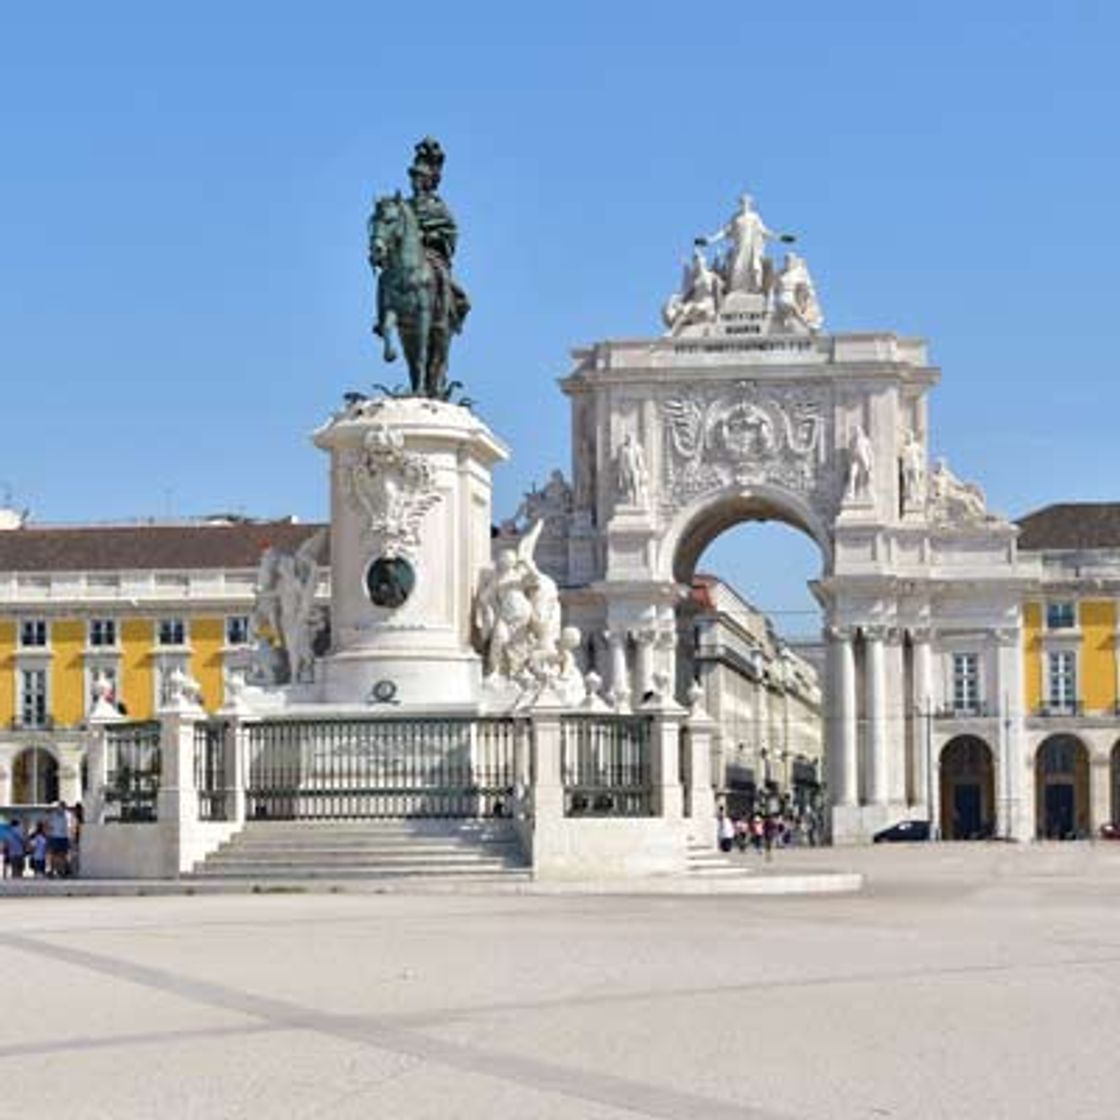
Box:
(671, 500), (827, 819)
(12, 746), (59, 806)
(939, 736), (994, 840)
(1035, 734), (1090, 839)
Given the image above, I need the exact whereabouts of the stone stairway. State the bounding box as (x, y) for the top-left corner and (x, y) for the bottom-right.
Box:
(685, 840), (753, 878)
(189, 819), (530, 882)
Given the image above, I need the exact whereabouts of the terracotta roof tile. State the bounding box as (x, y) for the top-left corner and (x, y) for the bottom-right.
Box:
(1017, 504), (1120, 551)
(0, 521), (329, 573)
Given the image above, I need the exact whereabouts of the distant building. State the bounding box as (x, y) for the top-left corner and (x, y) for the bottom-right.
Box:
(678, 574), (822, 817)
(0, 515), (325, 806)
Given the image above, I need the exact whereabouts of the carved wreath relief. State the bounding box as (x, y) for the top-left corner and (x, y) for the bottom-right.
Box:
(341, 424), (442, 557)
(661, 383), (832, 511)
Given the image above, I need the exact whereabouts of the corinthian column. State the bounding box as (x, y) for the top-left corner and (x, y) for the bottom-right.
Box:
(828, 627), (858, 806)
(911, 628), (933, 811)
(865, 627), (888, 806)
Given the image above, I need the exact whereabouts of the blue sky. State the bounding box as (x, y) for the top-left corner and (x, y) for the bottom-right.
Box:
(2, 2), (1117, 635)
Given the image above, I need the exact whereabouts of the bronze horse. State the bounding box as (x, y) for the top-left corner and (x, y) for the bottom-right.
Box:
(368, 193), (453, 398)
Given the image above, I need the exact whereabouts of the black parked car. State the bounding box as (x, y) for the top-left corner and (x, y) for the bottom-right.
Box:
(872, 819), (931, 843)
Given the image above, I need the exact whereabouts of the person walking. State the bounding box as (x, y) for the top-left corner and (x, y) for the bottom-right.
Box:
(2, 821), (26, 879)
(47, 801), (70, 878)
(717, 807), (735, 853)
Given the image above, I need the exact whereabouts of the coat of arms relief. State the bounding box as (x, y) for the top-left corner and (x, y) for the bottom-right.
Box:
(661, 383), (835, 514)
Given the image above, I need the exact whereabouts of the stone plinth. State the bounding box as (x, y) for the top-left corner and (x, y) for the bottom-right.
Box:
(312, 397), (508, 708)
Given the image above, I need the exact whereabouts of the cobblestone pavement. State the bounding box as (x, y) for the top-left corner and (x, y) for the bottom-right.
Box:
(2, 843), (1118, 1119)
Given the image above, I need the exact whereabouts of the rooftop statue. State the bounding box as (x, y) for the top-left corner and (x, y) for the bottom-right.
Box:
(699, 194), (794, 295)
(774, 251), (824, 333)
(662, 245), (725, 336)
(368, 138), (471, 399)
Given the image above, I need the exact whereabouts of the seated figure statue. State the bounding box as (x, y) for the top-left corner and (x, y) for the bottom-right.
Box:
(662, 246), (724, 336)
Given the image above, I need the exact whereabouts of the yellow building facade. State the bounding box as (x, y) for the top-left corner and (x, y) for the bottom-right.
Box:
(0, 518), (326, 807)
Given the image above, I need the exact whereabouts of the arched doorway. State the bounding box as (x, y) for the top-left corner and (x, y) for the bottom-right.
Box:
(1036, 735), (1090, 839)
(939, 736), (995, 839)
(12, 747), (59, 805)
(669, 495), (827, 825)
(1111, 742), (1120, 827)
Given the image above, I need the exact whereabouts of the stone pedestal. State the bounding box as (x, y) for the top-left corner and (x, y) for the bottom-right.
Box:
(312, 398), (508, 709)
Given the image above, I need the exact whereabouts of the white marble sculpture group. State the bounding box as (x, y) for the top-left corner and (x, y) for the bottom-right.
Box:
(662, 194), (823, 337)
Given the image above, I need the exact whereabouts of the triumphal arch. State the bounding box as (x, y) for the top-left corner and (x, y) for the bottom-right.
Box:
(533, 195), (1032, 843)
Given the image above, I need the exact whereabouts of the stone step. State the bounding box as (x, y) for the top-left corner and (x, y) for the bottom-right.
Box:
(189, 865), (531, 881)
(193, 819), (529, 881)
(203, 850), (517, 867)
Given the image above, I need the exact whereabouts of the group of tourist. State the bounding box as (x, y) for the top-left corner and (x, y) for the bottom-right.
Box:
(718, 801), (823, 858)
(0, 801), (82, 879)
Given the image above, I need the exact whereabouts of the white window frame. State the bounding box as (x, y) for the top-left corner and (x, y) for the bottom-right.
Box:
(1046, 649), (1078, 713)
(19, 619), (48, 649)
(225, 615), (252, 647)
(951, 652), (981, 714)
(19, 667), (49, 728)
(88, 618), (118, 648)
(157, 617), (188, 648)
(1045, 600), (1077, 631)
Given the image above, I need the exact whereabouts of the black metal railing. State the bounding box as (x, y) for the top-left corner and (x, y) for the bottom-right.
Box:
(104, 722), (161, 823)
(560, 714), (653, 817)
(194, 720), (235, 821)
(243, 716), (519, 820)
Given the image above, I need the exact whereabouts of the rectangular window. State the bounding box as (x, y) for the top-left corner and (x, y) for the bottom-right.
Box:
(19, 619), (47, 648)
(89, 618), (117, 647)
(1046, 601), (1076, 630)
(225, 615), (251, 646)
(20, 668), (47, 727)
(951, 653), (981, 713)
(158, 618), (186, 646)
(1047, 650), (1077, 712)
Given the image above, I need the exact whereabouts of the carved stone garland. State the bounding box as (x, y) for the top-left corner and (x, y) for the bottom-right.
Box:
(341, 424), (442, 557)
(661, 382), (835, 513)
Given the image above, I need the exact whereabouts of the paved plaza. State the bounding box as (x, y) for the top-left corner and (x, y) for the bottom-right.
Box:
(2, 845), (1119, 1119)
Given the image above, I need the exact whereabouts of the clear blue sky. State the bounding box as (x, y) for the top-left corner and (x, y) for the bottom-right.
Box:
(2, 2), (1117, 635)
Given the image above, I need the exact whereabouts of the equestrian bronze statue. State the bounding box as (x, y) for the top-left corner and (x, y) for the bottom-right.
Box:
(368, 138), (470, 399)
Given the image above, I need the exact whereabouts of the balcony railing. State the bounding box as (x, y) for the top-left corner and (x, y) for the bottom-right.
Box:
(1033, 700), (1084, 718)
(934, 703), (988, 719)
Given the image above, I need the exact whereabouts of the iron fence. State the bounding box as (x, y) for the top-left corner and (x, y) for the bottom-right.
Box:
(243, 716), (521, 820)
(560, 714), (653, 817)
(194, 720), (235, 821)
(104, 722), (161, 823)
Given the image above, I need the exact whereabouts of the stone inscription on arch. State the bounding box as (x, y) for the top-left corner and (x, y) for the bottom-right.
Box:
(660, 381), (836, 514)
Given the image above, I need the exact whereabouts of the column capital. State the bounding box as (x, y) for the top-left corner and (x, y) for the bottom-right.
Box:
(825, 624), (854, 643)
(993, 627), (1020, 648)
(863, 624), (888, 643)
(909, 625), (933, 644)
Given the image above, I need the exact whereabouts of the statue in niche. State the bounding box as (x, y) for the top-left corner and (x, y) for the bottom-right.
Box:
(698, 194), (794, 295)
(900, 429), (926, 508)
(928, 458), (990, 523)
(615, 433), (648, 507)
(473, 520), (562, 683)
(250, 530), (327, 685)
(844, 423), (874, 501)
(367, 137), (470, 399)
(662, 245), (725, 336)
(773, 252), (824, 333)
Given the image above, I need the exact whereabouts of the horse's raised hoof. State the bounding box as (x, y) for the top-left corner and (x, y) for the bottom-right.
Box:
(384, 344), (397, 363)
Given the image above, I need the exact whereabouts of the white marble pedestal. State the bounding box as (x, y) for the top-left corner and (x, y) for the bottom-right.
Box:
(312, 397), (508, 708)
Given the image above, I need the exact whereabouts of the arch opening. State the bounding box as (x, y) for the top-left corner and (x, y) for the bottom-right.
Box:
(12, 747), (59, 806)
(1036, 734), (1090, 840)
(939, 736), (995, 840)
(676, 505), (826, 834)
